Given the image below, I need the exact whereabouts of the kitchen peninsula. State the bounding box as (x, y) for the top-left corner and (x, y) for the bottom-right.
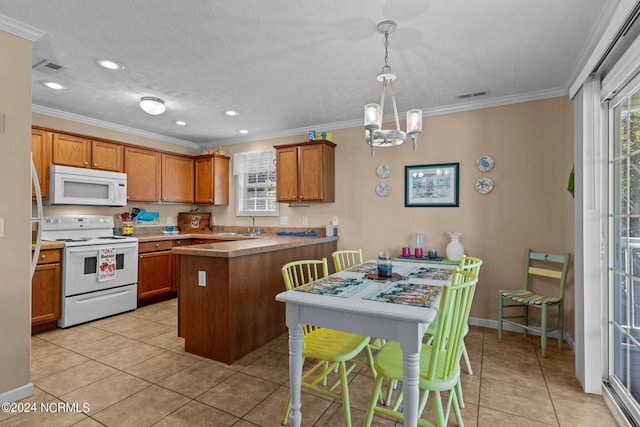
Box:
(171, 233), (338, 364)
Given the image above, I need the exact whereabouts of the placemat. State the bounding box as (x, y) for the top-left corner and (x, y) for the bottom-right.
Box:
(344, 261), (377, 274)
(406, 267), (453, 281)
(294, 276), (374, 298)
(363, 282), (441, 308)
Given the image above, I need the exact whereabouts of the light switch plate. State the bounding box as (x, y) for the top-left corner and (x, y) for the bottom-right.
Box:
(280, 216), (288, 226)
(332, 216), (339, 226)
(0, 218), (4, 237)
(198, 271), (206, 287)
(302, 216), (308, 226)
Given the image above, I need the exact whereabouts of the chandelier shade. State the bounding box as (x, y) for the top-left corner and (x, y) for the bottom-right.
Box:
(364, 21), (422, 155)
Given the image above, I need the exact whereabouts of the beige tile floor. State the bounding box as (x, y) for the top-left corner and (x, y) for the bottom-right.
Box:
(0, 298), (618, 426)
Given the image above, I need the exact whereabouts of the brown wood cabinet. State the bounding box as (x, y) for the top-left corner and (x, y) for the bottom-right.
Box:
(31, 128), (52, 200)
(138, 240), (174, 302)
(161, 154), (194, 203)
(51, 133), (124, 171)
(31, 249), (61, 328)
(124, 146), (161, 202)
(195, 155), (230, 205)
(274, 140), (335, 203)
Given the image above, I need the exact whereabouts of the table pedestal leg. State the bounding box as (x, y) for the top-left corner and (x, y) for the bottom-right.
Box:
(288, 325), (303, 427)
(402, 348), (421, 426)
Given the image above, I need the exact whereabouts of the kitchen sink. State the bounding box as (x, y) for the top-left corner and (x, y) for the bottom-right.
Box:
(214, 232), (238, 236)
(238, 232), (268, 237)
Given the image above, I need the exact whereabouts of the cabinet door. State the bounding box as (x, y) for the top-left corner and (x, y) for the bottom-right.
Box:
(31, 129), (51, 200)
(275, 146), (299, 202)
(31, 251), (61, 326)
(91, 140), (124, 172)
(298, 144), (324, 202)
(195, 156), (229, 205)
(51, 133), (91, 168)
(161, 154), (194, 203)
(172, 239), (191, 292)
(138, 251), (173, 300)
(125, 147), (161, 202)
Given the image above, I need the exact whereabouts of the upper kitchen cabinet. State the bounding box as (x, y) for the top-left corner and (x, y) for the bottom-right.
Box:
(195, 154), (230, 205)
(161, 154), (194, 203)
(31, 128), (52, 200)
(124, 146), (161, 202)
(51, 133), (124, 172)
(274, 140), (335, 203)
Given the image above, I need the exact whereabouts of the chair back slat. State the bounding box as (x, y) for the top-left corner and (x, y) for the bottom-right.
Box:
(332, 249), (364, 272)
(458, 255), (483, 277)
(529, 252), (566, 263)
(424, 269), (478, 381)
(281, 258), (329, 336)
(529, 266), (562, 279)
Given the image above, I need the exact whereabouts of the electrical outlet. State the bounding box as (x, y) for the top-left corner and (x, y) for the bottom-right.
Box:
(332, 216), (339, 226)
(302, 216), (308, 226)
(198, 271), (206, 287)
(167, 216), (173, 225)
(211, 215), (216, 225)
(280, 216), (288, 226)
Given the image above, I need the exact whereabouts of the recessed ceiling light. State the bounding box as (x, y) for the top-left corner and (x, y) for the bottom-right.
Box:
(97, 59), (124, 70)
(238, 129), (249, 134)
(225, 110), (239, 116)
(175, 120), (186, 126)
(41, 81), (65, 90)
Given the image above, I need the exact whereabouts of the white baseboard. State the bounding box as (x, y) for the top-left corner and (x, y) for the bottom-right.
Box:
(0, 383), (34, 404)
(468, 317), (575, 352)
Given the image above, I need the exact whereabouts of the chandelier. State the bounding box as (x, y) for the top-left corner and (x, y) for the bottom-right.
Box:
(364, 21), (422, 156)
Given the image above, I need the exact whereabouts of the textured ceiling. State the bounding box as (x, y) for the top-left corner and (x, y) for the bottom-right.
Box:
(0, 0), (613, 147)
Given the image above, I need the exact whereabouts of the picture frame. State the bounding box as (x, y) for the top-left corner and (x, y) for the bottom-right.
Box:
(405, 162), (460, 207)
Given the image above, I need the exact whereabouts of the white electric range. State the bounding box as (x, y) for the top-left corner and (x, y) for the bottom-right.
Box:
(41, 215), (138, 328)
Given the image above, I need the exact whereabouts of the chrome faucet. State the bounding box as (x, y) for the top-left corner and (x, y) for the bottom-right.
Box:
(250, 216), (256, 233)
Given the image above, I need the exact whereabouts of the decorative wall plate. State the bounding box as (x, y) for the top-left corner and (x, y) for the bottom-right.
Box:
(375, 183), (390, 197)
(376, 163), (391, 179)
(475, 155), (495, 172)
(475, 177), (494, 194)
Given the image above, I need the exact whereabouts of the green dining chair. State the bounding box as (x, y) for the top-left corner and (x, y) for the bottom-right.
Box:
(281, 258), (376, 427)
(498, 249), (571, 357)
(332, 249), (363, 272)
(363, 269), (479, 427)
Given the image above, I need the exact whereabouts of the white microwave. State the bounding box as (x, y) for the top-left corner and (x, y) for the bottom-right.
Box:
(47, 165), (127, 206)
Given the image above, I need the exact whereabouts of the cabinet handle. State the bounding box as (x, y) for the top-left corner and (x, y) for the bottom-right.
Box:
(41, 254), (46, 259)
(155, 243), (160, 247)
(83, 161), (88, 165)
(93, 163), (98, 167)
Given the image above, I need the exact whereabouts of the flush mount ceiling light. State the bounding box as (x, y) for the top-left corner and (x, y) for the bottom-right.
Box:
(139, 96), (166, 115)
(97, 59), (124, 70)
(41, 81), (66, 90)
(364, 20), (422, 156)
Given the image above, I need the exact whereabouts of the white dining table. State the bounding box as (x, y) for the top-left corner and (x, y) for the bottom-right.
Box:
(275, 259), (456, 427)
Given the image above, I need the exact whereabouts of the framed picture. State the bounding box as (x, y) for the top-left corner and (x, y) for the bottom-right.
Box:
(405, 163), (460, 207)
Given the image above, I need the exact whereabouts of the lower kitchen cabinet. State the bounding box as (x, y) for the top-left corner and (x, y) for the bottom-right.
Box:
(32, 249), (61, 332)
(138, 240), (175, 304)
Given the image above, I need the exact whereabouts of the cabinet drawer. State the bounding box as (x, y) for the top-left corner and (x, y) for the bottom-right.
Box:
(139, 240), (173, 253)
(35, 249), (61, 265)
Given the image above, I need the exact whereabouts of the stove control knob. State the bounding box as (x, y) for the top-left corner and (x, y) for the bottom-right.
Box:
(44, 218), (52, 224)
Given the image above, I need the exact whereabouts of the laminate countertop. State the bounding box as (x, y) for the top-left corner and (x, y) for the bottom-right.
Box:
(169, 233), (338, 258)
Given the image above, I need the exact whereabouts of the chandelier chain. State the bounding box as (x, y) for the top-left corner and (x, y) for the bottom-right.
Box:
(382, 30), (391, 73)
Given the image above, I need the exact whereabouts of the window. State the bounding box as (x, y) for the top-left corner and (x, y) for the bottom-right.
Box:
(234, 150), (278, 216)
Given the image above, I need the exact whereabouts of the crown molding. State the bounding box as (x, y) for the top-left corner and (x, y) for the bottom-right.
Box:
(203, 88), (567, 146)
(0, 14), (44, 41)
(32, 104), (198, 148)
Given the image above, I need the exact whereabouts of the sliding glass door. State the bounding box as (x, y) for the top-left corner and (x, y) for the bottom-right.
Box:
(609, 73), (640, 422)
